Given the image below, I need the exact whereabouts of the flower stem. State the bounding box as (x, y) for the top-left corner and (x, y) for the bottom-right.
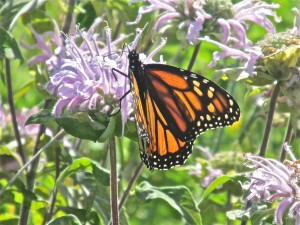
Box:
(61, 0), (76, 35)
(279, 116), (293, 162)
(108, 161), (144, 225)
(259, 81), (282, 157)
(5, 58), (26, 165)
(240, 201), (252, 225)
(0, 130), (65, 198)
(118, 162), (144, 211)
(187, 42), (201, 71)
(109, 136), (119, 225)
(44, 145), (61, 224)
(19, 100), (51, 225)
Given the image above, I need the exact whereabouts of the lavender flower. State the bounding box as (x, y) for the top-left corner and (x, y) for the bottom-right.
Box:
(190, 147), (224, 188)
(200, 0), (280, 75)
(0, 104), (7, 129)
(20, 19), (64, 70)
(242, 148), (300, 224)
(129, 0), (280, 74)
(0, 105), (48, 137)
(128, 0), (212, 44)
(201, 167), (223, 188)
(45, 21), (166, 133)
(16, 107), (41, 136)
(46, 23), (131, 123)
(291, 8), (300, 36)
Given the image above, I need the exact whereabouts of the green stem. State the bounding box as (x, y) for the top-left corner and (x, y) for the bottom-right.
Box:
(241, 81), (282, 225)
(187, 42), (201, 71)
(109, 162), (144, 225)
(61, 0), (76, 35)
(109, 137), (119, 225)
(19, 99), (51, 225)
(240, 200), (252, 225)
(118, 162), (143, 211)
(279, 116), (293, 162)
(43, 145), (61, 224)
(259, 81), (282, 157)
(112, 20), (122, 40)
(5, 59), (26, 165)
(226, 192), (232, 225)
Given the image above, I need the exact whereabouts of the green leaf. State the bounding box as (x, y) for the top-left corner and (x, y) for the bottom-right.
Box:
(226, 209), (247, 221)
(250, 208), (275, 225)
(199, 174), (244, 203)
(56, 113), (108, 142)
(56, 158), (93, 185)
(77, 2), (97, 29)
(135, 181), (202, 225)
(0, 213), (19, 225)
(244, 72), (275, 86)
(0, 28), (23, 61)
(91, 163), (110, 186)
(55, 207), (90, 222)
(25, 109), (54, 125)
(54, 158), (127, 225)
(227, 203), (274, 224)
(56, 157), (110, 187)
(0, 0), (47, 30)
(47, 214), (82, 225)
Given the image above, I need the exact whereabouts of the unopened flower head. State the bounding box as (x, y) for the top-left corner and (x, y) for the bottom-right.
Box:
(259, 10), (300, 110)
(242, 150), (300, 225)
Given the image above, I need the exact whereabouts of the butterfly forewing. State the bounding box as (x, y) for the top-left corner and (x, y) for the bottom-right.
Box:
(144, 64), (240, 141)
(128, 50), (240, 171)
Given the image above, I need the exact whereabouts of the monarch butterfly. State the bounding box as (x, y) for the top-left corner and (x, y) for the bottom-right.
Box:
(127, 49), (240, 171)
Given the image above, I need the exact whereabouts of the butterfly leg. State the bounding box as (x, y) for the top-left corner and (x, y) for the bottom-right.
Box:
(109, 90), (131, 116)
(111, 67), (128, 81)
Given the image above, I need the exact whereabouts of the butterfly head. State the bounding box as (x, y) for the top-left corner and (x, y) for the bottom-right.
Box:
(128, 49), (140, 66)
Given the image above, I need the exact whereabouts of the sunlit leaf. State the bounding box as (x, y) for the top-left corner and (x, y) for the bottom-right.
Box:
(47, 214), (82, 225)
(56, 157), (110, 187)
(56, 158), (93, 185)
(0, 0), (47, 29)
(0, 28), (23, 61)
(14, 79), (35, 100)
(0, 213), (19, 225)
(136, 181), (202, 225)
(250, 208), (275, 225)
(199, 174), (245, 203)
